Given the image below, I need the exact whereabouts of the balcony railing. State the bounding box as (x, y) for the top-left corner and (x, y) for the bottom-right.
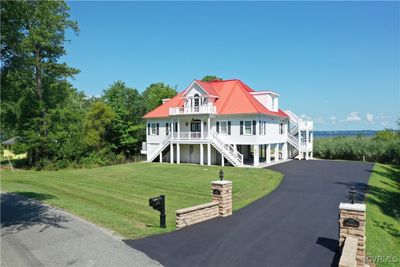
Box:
(172, 131), (209, 140)
(169, 105), (217, 115)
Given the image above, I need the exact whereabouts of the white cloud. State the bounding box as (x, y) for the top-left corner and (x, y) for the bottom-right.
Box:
(314, 116), (326, 124)
(344, 112), (361, 122)
(329, 116), (337, 124)
(300, 114), (312, 121)
(366, 113), (374, 123)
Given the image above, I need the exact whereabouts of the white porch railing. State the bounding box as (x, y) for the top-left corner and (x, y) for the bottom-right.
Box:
(210, 131), (243, 167)
(169, 105), (217, 115)
(148, 134), (171, 162)
(172, 132), (209, 140)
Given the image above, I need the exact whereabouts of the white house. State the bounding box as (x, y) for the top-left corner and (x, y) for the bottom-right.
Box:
(141, 79), (313, 167)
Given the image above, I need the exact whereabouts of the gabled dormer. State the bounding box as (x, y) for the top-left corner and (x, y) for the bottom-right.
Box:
(169, 81), (219, 115)
(250, 90), (279, 112)
(182, 80), (219, 108)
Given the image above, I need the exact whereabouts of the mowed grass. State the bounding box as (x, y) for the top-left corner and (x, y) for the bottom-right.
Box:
(0, 162), (283, 239)
(366, 164), (400, 267)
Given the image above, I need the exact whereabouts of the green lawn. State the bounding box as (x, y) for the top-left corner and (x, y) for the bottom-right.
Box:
(0, 162), (282, 239)
(366, 164), (400, 267)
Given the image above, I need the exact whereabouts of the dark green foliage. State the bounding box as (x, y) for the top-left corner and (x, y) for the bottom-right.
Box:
(201, 75), (223, 82)
(142, 82), (177, 112)
(102, 81), (146, 157)
(83, 102), (116, 149)
(314, 130), (400, 164)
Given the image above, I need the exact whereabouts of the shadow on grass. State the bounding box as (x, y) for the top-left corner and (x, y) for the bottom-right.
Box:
(367, 165), (400, 238)
(1, 192), (69, 235)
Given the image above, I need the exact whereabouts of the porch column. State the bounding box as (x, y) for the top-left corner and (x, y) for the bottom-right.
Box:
(207, 117), (211, 136)
(266, 144), (271, 164)
(159, 151), (162, 163)
(200, 144), (204, 165)
(253, 145), (259, 167)
(201, 119), (204, 139)
(177, 143), (180, 164)
(274, 144), (279, 161)
(221, 153), (224, 166)
(298, 130), (302, 159)
(177, 119), (180, 139)
(171, 120), (174, 139)
(207, 143), (211, 166)
(170, 143), (174, 163)
(282, 142), (288, 160)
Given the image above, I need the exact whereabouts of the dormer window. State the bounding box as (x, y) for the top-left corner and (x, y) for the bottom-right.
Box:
(194, 94), (200, 107)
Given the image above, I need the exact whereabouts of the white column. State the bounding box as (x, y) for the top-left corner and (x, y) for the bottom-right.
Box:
(177, 119), (180, 139)
(254, 145), (259, 166)
(207, 117), (211, 135)
(171, 120), (174, 139)
(274, 144), (279, 161)
(282, 142), (288, 160)
(298, 130), (302, 159)
(200, 144), (204, 165)
(159, 151), (162, 163)
(266, 144), (271, 163)
(170, 143), (174, 163)
(201, 118), (204, 139)
(177, 143), (180, 164)
(221, 153), (224, 166)
(207, 143), (211, 166)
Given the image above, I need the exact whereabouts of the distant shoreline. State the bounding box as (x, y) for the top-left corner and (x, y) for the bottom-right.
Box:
(314, 130), (377, 139)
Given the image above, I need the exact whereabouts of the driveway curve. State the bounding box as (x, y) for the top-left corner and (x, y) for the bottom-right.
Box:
(125, 160), (373, 267)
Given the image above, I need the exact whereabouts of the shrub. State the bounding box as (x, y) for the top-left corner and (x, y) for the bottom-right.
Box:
(314, 134), (400, 164)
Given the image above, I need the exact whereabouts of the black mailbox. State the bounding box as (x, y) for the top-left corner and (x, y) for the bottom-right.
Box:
(148, 195), (166, 228)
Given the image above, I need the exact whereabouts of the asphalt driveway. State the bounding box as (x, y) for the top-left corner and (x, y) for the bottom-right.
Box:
(125, 160), (373, 267)
(1, 193), (160, 267)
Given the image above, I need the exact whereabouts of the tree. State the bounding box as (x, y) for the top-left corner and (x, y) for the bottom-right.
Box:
(102, 81), (146, 156)
(1, 0), (81, 166)
(142, 82), (177, 112)
(83, 102), (116, 149)
(201, 75), (222, 82)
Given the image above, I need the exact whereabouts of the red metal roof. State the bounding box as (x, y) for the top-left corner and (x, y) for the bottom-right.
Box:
(143, 79), (288, 119)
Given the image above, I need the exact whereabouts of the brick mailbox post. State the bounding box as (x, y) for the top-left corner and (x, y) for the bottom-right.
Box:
(339, 202), (366, 267)
(211, 180), (232, 217)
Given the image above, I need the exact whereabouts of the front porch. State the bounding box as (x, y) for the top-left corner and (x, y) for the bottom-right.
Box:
(155, 142), (291, 167)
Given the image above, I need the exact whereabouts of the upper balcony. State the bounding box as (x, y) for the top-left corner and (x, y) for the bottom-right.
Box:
(169, 105), (217, 115)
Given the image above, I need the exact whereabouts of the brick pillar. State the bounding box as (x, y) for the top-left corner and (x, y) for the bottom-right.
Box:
(339, 203), (366, 267)
(211, 180), (232, 217)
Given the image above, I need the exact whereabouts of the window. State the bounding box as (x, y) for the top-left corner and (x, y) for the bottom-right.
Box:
(271, 98), (275, 110)
(220, 121), (228, 135)
(259, 121), (266, 135)
(150, 123), (158, 135)
(279, 123), (285, 135)
(244, 121), (252, 135)
(194, 94), (200, 107)
(166, 123), (170, 135)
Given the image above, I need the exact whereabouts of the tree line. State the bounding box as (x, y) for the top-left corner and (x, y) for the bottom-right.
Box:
(0, 0), (222, 169)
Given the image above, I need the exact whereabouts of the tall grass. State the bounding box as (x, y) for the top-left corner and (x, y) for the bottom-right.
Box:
(314, 134), (400, 164)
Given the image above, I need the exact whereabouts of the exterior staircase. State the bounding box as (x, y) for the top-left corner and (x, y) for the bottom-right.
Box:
(285, 110), (313, 159)
(147, 134), (171, 162)
(146, 132), (244, 167)
(210, 132), (243, 167)
(286, 110), (301, 159)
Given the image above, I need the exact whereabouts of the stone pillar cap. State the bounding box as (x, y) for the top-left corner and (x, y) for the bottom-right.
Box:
(211, 180), (232, 185)
(339, 202), (366, 212)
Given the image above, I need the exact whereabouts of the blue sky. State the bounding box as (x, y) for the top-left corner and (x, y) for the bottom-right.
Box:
(63, 1), (399, 131)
